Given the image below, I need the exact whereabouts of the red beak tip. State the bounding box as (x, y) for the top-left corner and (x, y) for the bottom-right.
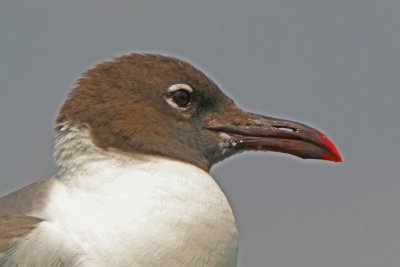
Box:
(322, 153), (342, 163)
(321, 133), (342, 163)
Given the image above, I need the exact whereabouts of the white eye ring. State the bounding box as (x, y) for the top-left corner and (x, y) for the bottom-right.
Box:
(165, 83), (193, 110)
(167, 83), (193, 93)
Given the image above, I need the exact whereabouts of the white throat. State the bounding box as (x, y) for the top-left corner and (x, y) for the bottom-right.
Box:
(21, 125), (239, 266)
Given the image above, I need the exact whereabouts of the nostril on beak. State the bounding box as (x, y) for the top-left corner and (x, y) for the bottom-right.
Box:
(274, 126), (297, 133)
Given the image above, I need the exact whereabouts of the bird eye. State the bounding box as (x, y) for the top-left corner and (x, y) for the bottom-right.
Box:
(171, 89), (191, 107)
(165, 83), (193, 110)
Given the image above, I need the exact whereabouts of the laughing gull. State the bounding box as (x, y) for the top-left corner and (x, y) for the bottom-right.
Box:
(0, 54), (341, 267)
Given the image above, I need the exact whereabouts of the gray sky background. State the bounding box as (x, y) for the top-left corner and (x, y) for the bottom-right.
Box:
(1, 1), (400, 266)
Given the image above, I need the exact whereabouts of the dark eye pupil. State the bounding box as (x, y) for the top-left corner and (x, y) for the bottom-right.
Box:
(172, 89), (190, 107)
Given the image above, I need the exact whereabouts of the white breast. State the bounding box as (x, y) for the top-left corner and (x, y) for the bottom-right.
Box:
(15, 154), (238, 267)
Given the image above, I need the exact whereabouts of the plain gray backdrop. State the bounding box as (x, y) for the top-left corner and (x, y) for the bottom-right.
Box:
(1, 1), (400, 266)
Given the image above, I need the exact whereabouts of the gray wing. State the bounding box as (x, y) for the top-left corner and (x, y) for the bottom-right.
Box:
(0, 177), (54, 252)
(0, 214), (43, 254)
(0, 214), (68, 267)
(0, 177), (54, 265)
(0, 177), (55, 215)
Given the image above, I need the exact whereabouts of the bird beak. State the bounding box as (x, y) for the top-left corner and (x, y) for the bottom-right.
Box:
(207, 110), (342, 163)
